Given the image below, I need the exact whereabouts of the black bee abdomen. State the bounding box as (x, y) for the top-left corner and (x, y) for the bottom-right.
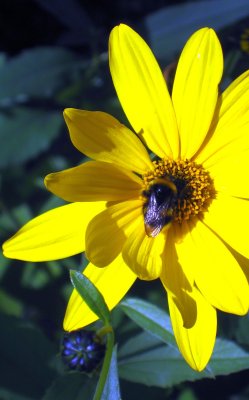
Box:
(151, 183), (173, 205)
(143, 179), (177, 237)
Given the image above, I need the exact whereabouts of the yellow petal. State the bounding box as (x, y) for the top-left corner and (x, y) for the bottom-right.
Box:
(161, 227), (196, 329)
(64, 109), (153, 174)
(204, 194), (249, 259)
(168, 287), (217, 371)
(172, 28), (223, 159)
(208, 149), (249, 198)
(179, 219), (249, 314)
(109, 24), (179, 159)
(122, 215), (166, 280)
(63, 255), (136, 331)
(3, 202), (105, 261)
(45, 161), (143, 202)
(86, 200), (143, 267)
(197, 70), (249, 167)
(229, 247), (249, 284)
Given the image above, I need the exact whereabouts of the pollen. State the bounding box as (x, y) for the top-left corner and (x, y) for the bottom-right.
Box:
(142, 158), (215, 224)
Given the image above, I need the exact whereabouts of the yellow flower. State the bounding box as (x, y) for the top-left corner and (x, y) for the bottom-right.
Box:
(3, 25), (249, 371)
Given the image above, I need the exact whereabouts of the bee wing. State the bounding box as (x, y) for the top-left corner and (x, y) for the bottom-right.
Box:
(144, 193), (168, 237)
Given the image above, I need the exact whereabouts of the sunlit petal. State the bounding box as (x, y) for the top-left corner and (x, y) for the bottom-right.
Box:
(177, 219), (249, 314)
(207, 149), (249, 198)
(45, 161), (143, 202)
(196, 70), (249, 167)
(64, 255), (136, 331)
(204, 194), (249, 259)
(109, 24), (179, 158)
(3, 202), (105, 261)
(172, 28), (223, 158)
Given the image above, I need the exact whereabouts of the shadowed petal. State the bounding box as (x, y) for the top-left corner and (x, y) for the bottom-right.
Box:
(168, 287), (217, 371)
(160, 227), (196, 329)
(64, 109), (153, 174)
(122, 215), (167, 280)
(86, 199), (142, 267)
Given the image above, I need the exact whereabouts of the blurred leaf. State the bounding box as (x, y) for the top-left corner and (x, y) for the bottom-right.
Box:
(145, 0), (249, 62)
(119, 331), (249, 388)
(0, 48), (82, 105)
(101, 345), (121, 400)
(39, 195), (65, 214)
(34, 0), (94, 46)
(235, 315), (249, 346)
(11, 204), (33, 225)
(70, 270), (111, 324)
(21, 263), (50, 289)
(0, 290), (23, 316)
(0, 204), (33, 234)
(0, 210), (20, 232)
(0, 313), (56, 398)
(22, 261), (63, 289)
(120, 297), (176, 348)
(0, 388), (34, 400)
(0, 251), (10, 280)
(43, 372), (97, 400)
(177, 388), (198, 400)
(0, 53), (6, 68)
(0, 107), (62, 168)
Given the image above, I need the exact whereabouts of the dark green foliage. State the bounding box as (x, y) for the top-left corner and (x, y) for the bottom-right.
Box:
(1, 1), (249, 399)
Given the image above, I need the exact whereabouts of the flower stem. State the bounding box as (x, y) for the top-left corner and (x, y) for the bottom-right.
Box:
(93, 325), (115, 400)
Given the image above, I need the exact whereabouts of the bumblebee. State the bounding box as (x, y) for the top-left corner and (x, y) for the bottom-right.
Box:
(143, 177), (177, 237)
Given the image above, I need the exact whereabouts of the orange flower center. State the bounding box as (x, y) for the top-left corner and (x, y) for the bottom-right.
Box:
(142, 159), (215, 232)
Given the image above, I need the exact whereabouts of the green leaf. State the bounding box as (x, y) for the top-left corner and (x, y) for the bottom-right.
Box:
(119, 331), (249, 388)
(43, 373), (97, 400)
(0, 107), (62, 168)
(209, 338), (249, 375)
(120, 297), (176, 348)
(70, 270), (111, 324)
(101, 345), (121, 400)
(145, 0), (249, 62)
(0, 47), (82, 104)
(0, 313), (56, 398)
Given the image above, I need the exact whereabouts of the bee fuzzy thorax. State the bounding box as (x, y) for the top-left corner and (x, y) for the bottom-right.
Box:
(142, 159), (215, 237)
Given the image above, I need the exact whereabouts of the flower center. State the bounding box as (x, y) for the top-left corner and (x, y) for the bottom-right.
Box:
(142, 159), (215, 237)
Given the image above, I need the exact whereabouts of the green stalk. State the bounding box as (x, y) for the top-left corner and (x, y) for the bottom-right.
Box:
(93, 325), (115, 400)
